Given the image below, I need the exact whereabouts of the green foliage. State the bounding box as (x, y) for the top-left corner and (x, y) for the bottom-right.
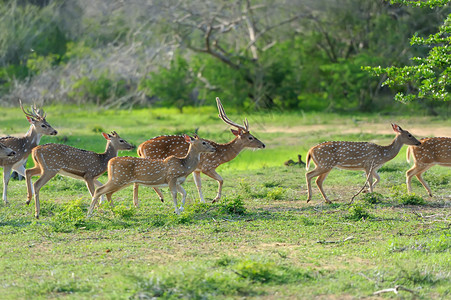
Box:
(397, 193), (426, 205)
(347, 204), (373, 221)
(367, 0), (451, 103)
(68, 72), (128, 105)
(361, 192), (384, 204)
(266, 187), (286, 200)
(112, 204), (136, 219)
(217, 195), (247, 215)
(139, 53), (195, 111)
(388, 184), (426, 205)
(51, 199), (87, 233)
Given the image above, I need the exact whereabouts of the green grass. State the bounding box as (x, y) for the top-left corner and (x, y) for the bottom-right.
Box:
(0, 105), (449, 299)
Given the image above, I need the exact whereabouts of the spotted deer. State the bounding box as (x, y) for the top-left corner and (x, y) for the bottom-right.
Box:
(25, 131), (134, 218)
(88, 134), (215, 216)
(305, 124), (421, 203)
(0, 101), (57, 205)
(406, 137), (451, 196)
(132, 97), (265, 206)
(0, 143), (15, 158)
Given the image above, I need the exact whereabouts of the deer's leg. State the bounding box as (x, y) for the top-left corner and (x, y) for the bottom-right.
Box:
(132, 183), (139, 207)
(85, 178), (96, 197)
(306, 167), (329, 203)
(2, 165), (12, 205)
(406, 164), (433, 196)
(364, 170), (374, 193)
(33, 171), (57, 219)
(315, 171), (332, 204)
(153, 188), (165, 202)
(408, 164), (433, 196)
(94, 179), (106, 204)
(371, 171), (381, 190)
(201, 169), (223, 203)
(25, 166), (42, 204)
(168, 179), (180, 214)
(176, 184), (187, 212)
(88, 181), (125, 217)
(192, 170), (205, 203)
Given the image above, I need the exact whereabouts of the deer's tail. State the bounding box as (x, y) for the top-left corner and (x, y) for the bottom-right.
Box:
(406, 146), (412, 163)
(306, 149), (312, 170)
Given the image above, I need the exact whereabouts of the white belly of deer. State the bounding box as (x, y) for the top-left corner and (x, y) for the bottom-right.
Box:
(133, 176), (187, 188)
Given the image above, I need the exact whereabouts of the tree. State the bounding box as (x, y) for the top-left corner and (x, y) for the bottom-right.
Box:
(366, 0), (451, 104)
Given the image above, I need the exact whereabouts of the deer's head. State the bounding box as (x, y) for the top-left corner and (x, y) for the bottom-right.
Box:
(216, 97), (265, 149)
(392, 123), (421, 146)
(20, 100), (57, 136)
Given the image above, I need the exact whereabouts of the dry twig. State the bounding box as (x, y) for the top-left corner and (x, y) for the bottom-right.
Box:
(373, 285), (417, 296)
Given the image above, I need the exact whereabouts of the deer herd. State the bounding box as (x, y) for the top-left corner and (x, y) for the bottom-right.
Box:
(0, 98), (449, 218)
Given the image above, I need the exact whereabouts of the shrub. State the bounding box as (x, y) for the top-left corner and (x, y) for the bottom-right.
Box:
(361, 192), (384, 204)
(112, 204), (136, 219)
(397, 194), (426, 205)
(347, 204), (372, 221)
(218, 195), (246, 215)
(51, 199), (86, 232)
(266, 187), (286, 200)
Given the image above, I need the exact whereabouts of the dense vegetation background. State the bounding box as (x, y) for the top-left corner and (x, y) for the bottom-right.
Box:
(0, 0), (450, 114)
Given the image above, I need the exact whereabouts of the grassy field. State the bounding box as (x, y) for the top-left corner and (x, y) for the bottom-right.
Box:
(0, 105), (449, 299)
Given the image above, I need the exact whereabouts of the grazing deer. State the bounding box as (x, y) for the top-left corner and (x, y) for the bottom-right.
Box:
(0, 101), (57, 205)
(0, 143), (15, 158)
(133, 97), (265, 206)
(25, 131), (134, 219)
(88, 134), (215, 216)
(406, 137), (451, 196)
(305, 124), (421, 203)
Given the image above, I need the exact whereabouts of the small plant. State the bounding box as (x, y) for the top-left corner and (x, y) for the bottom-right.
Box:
(361, 192), (384, 204)
(112, 204), (136, 219)
(234, 260), (275, 283)
(51, 199), (87, 232)
(239, 179), (252, 195)
(347, 204), (372, 221)
(266, 187), (286, 200)
(218, 195), (246, 215)
(397, 193), (426, 205)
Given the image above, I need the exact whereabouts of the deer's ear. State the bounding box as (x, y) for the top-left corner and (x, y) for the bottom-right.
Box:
(392, 123), (402, 133)
(102, 132), (111, 140)
(231, 129), (241, 136)
(183, 134), (193, 143)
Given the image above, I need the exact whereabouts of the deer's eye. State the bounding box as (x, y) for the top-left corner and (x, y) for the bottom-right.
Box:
(202, 142), (206, 145)
(249, 136), (253, 140)
(41, 124), (47, 128)
(119, 140), (125, 143)
(408, 134), (412, 138)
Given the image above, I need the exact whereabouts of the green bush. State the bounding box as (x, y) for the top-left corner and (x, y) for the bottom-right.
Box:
(112, 204), (136, 219)
(218, 195), (246, 215)
(266, 187), (286, 200)
(51, 199), (87, 232)
(347, 204), (372, 221)
(361, 192), (384, 204)
(397, 193), (426, 205)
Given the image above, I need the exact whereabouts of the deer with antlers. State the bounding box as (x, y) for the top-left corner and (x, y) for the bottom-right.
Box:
(0, 101), (57, 205)
(406, 137), (451, 197)
(132, 97), (265, 207)
(25, 131), (134, 218)
(305, 124), (421, 203)
(88, 134), (215, 216)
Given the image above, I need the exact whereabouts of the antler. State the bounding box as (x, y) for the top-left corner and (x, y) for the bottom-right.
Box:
(216, 97), (249, 132)
(19, 99), (46, 120)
